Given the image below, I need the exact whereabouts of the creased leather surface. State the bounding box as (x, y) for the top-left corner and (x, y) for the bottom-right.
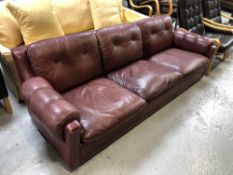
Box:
(96, 23), (143, 73)
(174, 29), (216, 57)
(63, 78), (146, 143)
(11, 15), (215, 169)
(138, 15), (174, 57)
(27, 30), (103, 92)
(150, 48), (209, 75)
(108, 60), (182, 101)
(22, 77), (80, 140)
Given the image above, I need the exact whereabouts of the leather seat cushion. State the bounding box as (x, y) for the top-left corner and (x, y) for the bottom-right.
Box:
(149, 48), (209, 76)
(108, 60), (182, 101)
(63, 78), (146, 143)
(204, 32), (233, 52)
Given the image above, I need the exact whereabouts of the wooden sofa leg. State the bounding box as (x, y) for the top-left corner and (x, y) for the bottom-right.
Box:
(223, 50), (229, 61)
(206, 59), (214, 76)
(3, 97), (13, 114)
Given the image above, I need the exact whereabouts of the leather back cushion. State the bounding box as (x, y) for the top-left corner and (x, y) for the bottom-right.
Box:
(174, 29), (213, 57)
(178, 0), (205, 35)
(202, 0), (222, 23)
(97, 23), (143, 72)
(138, 15), (173, 57)
(27, 31), (103, 92)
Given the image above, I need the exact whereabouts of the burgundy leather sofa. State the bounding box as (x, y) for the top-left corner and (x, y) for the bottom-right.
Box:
(12, 15), (218, 170)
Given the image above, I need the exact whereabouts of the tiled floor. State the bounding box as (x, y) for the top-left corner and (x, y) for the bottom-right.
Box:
(0, 50), (233, 175)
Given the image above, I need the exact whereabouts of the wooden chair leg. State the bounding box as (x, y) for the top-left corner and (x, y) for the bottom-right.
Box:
(3, 97), (13, 114)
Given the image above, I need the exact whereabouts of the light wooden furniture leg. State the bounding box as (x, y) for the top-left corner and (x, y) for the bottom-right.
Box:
(3, 97), (13, 114)
(223, 50), (229, 61)
(207, 59), (214, 76)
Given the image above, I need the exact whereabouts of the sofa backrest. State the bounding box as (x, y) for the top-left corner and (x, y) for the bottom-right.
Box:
(138, 15), (174, 57)
(96, 22), (143, 72)
(12, 16), (175, 92)
(26, 30), (103, 92)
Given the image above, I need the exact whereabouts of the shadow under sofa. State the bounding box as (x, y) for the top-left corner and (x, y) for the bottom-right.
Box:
(12, 15), (218, 170)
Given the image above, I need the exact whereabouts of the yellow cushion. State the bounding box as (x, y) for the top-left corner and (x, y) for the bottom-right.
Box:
(89, 0), (122, 29)
(51, 0), (94, 34)
(6, 0), (64, 45)
(0, 1), (23, 48)
(116, 0), (124, 22)
(122, 7), (148, 23)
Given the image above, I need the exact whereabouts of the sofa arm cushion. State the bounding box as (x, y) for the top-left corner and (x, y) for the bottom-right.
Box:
(174, 28), (218, 59)
(22, 77), (80, 140)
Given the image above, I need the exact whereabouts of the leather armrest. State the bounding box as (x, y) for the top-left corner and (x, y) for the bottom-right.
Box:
(174, 28), (219, 59)
(22, 77), (80, 140)
(122, 7), (148, 23)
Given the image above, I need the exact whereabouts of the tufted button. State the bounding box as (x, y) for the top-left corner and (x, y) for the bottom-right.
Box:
(113, 38), (121, 46)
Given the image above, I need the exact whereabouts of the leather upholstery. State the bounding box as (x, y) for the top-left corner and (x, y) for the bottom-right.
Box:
(178, 0), (205, 35)
(204, 32), (233, 52)
(220, 0), (233, 11)
(174, 29), (217, 58)
(11, 46), (34, 83)
(202, 0), (222, 23)
(150, 48), (209, 76)
(63, 78), (146, 143)
(138, 15), (174, 56)
(11, 15), (218, 169)
(96, 23), (143, 73)
(27, 30), (103, 92)
(22, 77), (80, 140)
(177, 0), (233, 52)
(202, 0), (233, 35)
(108, 60), (182, 100)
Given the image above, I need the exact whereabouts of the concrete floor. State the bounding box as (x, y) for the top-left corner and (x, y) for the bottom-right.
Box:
(0, 51), (233, 175)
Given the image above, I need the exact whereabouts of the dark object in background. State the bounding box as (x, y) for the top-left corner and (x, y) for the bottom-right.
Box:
(177, 0), (233, 62)
(202, 0), (233, 29)
(0, 66), (12, 113)
(220, 0), (233, 12)
(0, 68), (8, 100)
(127, 0), (160, 16)
(159, 0), (177, 17)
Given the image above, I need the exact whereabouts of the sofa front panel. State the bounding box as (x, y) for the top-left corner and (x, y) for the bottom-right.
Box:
(138, 15), (174, 57)
(27, 31), (103, 92)
(96, 23), (143, 72)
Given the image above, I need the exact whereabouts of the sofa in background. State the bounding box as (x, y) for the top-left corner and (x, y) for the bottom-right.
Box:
(12, 15), (218, 170)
